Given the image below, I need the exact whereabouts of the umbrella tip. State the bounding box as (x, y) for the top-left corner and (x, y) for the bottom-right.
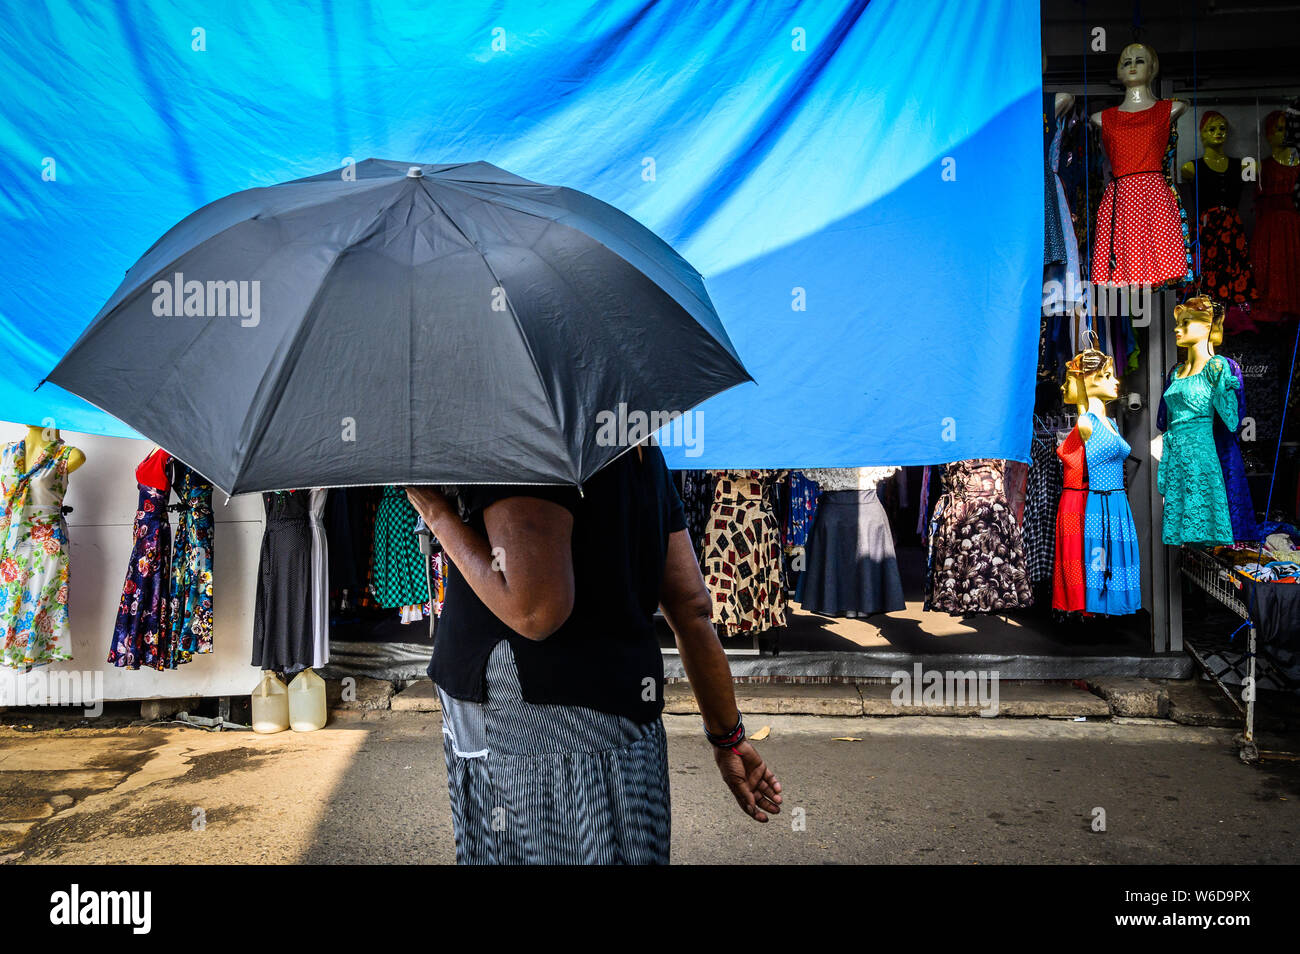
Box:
(406, 166), (424, 178)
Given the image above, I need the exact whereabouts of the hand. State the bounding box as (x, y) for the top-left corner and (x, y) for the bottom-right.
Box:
(405, 485), (456, 527)
(713, 741), (782, 823)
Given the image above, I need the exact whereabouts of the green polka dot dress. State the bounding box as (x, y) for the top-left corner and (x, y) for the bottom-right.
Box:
(370, 486), (430, 608)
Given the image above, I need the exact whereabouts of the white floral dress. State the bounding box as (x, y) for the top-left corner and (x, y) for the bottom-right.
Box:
(0, 439), (75, 669)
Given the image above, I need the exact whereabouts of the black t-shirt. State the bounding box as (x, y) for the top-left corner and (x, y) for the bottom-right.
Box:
(428, 443), (687, 723)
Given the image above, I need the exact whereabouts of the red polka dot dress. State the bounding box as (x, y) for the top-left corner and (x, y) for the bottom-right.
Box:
(1052, 426), (1089, 613)
(1091, 100), (1192, 287)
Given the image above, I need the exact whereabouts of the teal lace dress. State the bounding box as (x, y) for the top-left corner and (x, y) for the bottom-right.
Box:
(1158, 354), (1240, 546)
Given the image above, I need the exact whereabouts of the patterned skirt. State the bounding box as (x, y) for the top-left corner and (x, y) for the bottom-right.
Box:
(702, 480), (786, 636)
(436, 640), (671, 865)
(928, 492), (1033, 615)
(1091, 172), (1190, 288)
(108, 485), (173, 670)
(371, 488), (430, 608)
(1194, 207), (1255, 305)
(166, 479), (214, 665)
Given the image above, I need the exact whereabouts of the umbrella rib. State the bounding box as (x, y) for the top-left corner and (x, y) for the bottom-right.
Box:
(415, 179), (572, 480)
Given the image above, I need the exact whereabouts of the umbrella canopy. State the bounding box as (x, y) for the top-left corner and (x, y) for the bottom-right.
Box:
(44, 159), (750, 496)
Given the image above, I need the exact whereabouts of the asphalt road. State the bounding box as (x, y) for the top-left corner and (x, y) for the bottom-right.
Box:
(1, 713), (1296, 865)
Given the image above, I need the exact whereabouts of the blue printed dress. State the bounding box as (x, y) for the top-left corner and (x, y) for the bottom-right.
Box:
(1079, 414), (1141, 615)
(1158, 355), (1240, 546)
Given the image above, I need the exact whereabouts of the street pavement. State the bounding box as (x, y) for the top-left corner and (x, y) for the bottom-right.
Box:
(1, 713), (1296, 864)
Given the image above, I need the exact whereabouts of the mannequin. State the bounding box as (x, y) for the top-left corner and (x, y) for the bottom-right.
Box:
(1064, 347), (1141, 615)
(109, 442), (176, 669)
(1158, 297), (1240, 546)
(1251, 110), (1300, 318)
(1178, 112), (1255, 306)
(1089, 43), (1191, 288)
(0, 425), (85, 668)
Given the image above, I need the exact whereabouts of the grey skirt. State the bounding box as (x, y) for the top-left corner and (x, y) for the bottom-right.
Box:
(796, 488), (905, 617)
(436, 640), (671, 865)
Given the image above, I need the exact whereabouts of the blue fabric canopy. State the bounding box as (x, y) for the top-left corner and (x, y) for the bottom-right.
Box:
(1, 0), (1042, 468)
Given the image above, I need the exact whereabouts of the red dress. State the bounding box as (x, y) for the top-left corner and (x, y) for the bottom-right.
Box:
(1091, 100), (1190, 287)
(1052, 427), (1089, 613)
(1250, 157), (1300, 318)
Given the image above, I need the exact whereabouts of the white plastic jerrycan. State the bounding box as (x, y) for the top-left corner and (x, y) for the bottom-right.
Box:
(252, 670), (290, 734)
(288, 668), (328, 732)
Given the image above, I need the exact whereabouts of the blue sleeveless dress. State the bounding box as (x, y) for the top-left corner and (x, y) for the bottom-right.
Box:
(1080, 413), (1142, 615)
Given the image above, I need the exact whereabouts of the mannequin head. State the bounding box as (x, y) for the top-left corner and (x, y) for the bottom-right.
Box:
(1200, 111), (1228, 150)
(1062, 348), (1119, 410)
(1174, 295), (1221, 350)
(1117, 43), (1159, 89)
(1265, 110), (1287, 148)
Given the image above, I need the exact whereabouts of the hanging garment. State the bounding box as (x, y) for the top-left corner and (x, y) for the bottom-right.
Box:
(1044, 92), (1068, 266)
(701, 470), (787, 636)
(785, 470), (820, 550)
(1023, 437), (1063, 583)
(1158, 355), (1240, 546)
(1090, 100), (1191, 288)
(1052, 427), (1089, 613)
(796, 470), (904, 618)
(927, 460), (1033, 615)
(1181, 157), (1255, 306)
(677, 469), (714, 562)
(164, 460), (214, 666)
(1079, 414), (1141, 615)
(108, 448), (173, 670)
(251, 490), (315, 671)
(308, 488), (329, 668)
(1158, 357), (1258, 543)
(1250, 157), (1300, 318)
(1043, 97), (1087, 324)
(1, 438), (76, 669)
(371, 485), (430, 609)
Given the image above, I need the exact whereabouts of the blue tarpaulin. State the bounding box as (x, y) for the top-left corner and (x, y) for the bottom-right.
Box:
(1, 0), (1042, 468)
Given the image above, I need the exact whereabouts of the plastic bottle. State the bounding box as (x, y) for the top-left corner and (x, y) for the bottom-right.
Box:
(251, 670), (289, 734)
(288, 668), (327, 732)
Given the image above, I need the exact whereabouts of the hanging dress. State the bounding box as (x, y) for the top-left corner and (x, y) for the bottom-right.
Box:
(164, 460), (214, 666)
(308, 488), (329, 668)
(701, 470), (787, 636)
(1079, 414), (1142, 615)
(370, 485), (430, 610)
(1158, 355), (1240, 546)
(796, 468), (904, 618)
(107, 448), (172, 670)
(1052, 427), (1089, 613)
(1023, 437), (1063, 584)
(1, 439), (76, 669)
(1091, 100), (1191, 288)
(927, 460), (1033, 615)
(677, 469), (714, 563)
(251, 490), (315, 671)
(1180, 157), (1255, 306)
(1158, 357), (1258, 542)
(1250, 157), (1300, 318)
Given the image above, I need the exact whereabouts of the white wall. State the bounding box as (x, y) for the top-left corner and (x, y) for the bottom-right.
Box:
(0, 420), (266, 703)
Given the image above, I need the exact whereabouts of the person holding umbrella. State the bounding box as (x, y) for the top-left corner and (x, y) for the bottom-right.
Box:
(408, 440), (781, 865)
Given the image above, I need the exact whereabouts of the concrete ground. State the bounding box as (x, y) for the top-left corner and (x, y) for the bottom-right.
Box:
(1, 708), (1297, 864)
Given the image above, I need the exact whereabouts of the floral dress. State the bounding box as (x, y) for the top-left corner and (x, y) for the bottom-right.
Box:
(1, 439), (75, 669)
(108, 450), (173, 670)
(1158, 354), (1239, 546)
(166, 461), (214, 665)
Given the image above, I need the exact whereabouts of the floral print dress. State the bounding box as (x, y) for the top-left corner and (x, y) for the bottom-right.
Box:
(108, 449), (174, 670)
(0, 439), (76, 669)
(166, 461), (214, 665)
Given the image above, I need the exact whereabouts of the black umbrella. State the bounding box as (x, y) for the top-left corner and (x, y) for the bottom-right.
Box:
(45, 159), (750, 496)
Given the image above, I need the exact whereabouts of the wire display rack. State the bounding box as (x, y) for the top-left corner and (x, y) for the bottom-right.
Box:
(1179, 546), (1259, 763)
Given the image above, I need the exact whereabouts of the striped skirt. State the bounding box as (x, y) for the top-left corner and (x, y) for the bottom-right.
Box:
(436, 640), (671, 865)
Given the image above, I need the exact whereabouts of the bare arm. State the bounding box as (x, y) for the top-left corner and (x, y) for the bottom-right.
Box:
(407, 487), (575, 641)
(659, 528), (782, 822)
